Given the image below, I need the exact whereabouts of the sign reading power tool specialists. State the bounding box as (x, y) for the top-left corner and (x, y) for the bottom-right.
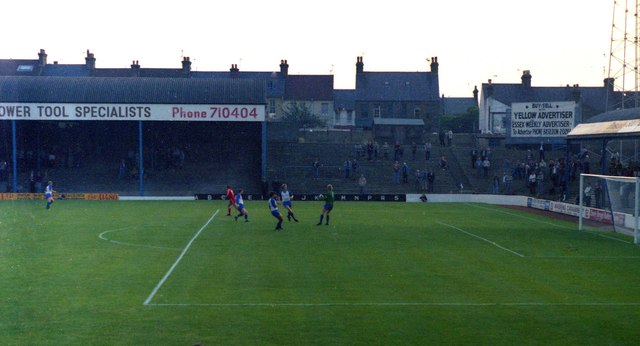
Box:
(0, 103), (265, 122)
(510, 101), (576, 137)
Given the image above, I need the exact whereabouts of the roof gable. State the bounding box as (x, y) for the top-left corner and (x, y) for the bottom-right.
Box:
(334, 89), (355, 110)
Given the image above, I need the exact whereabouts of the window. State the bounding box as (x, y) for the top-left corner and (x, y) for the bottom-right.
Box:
(414, 107), (421, 117)
(321, 103), (329, 115)
(268, 99), (276, 114)
(373, 105), (381, 117)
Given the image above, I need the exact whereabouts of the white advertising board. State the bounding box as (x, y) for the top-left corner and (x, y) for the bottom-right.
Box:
(511, 101), (575, 137)
(0, 103), (265, 122)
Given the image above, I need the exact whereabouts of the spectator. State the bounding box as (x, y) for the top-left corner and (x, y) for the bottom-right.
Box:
(475, 157), (483, 176)
(503, 158), (511, 175)
(118, 159), (127, 179)
(392, 161), (401, 184)
(424, 142), (432, 161)
(312, 158), (320, 179)
(582, 155), (590, 174)
(414, 169), (422, 190)
(439, 156), (448, 170)
(492, 175), (500, 194)
(343, 159), (352, 179)
(446, 129), (453, 146)
(471, 149), (478, 169)
(503, 173), (513, 195)
(594, 181), (603, 208)
(411, 142), (417, 161)
(528, 171), (537, 194)
(0, 160), (7, 182)
(358, 174), (367, 194)
(536, 169), (544, 197)
(382, 142), (389, 160)
(438, 130), (445, 147)
(34, 171), (43, 193)
(427, 169), (435, 192)
(373, 141), (379, 160)
(539, 142), (545, 161)
(28, 170), (35, 193)
(401, 162), (409, 184)
(482, 157), (491, 178)
(584, 183), (592, 207)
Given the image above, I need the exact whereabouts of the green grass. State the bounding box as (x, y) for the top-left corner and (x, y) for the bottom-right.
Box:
(1, 200), (640, 345)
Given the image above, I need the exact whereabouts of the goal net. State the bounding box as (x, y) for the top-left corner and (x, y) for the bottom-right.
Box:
(579, 173), (639, 244)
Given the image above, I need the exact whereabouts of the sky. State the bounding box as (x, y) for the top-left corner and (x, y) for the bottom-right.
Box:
(2, 0), (614, 97)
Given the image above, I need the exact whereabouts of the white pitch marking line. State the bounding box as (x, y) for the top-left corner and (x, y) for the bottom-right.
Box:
(467, 203), (633, 244)
(436, 221), (526, 258)
(532, 256), (640, 259)
(143, 209), (220, 306)
(98, 228), (181, 251)
(144, 302), (640, 307)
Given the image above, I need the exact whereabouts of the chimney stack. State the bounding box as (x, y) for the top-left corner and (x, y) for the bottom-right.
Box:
(131, 60), (140, 77)
(571, 84), (581, 102)
(430, 56), (439, 74)
(230, 63), (240, 77)
(486, 79), (494, 98)
(182, 57), (192, 76)
(473, 85), (479, 104)
(38, 49), (47, 66)
(521, 70), (532, 88)
(356, 56), (364, 74)
(85, 50), (96, 71)
(279, 59), (289, 76)
(604, 77), (615, 94)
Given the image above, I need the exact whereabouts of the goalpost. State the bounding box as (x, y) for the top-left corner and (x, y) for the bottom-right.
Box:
(579, 173), (639, 244)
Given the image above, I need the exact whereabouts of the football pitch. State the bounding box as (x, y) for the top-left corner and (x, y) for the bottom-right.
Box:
(2, 199), (640, 345)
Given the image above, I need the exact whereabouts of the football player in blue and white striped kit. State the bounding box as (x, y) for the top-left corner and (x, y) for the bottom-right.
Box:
(234, 189), (249, 222)
(280, 183), (299, 222)
(268, 191), (284, 231)
(45, 180), (55, 209)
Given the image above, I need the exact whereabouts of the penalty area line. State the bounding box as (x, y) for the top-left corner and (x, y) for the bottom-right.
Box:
(143, 209), (220, 306)
(437, 221), (525, 258)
